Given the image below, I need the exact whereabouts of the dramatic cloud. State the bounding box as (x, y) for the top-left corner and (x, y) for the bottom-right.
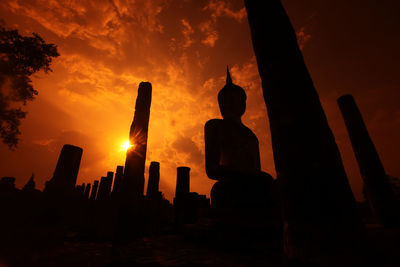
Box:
(199, 20), (218, 47)
(203, 0), (246, 22)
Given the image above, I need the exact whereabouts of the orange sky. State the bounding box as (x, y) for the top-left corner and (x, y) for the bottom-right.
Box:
(0, 0), (399, 201)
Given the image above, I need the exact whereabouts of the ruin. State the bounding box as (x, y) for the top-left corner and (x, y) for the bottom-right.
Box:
(114, 82), (153, 243)
(146, 161), (160, 197)
(175, 167), (190, 198)
(112, 166), (124, 198)
(244, 0), (363, 263)
(338, 94), (399, 227)
(84, 183), (91, 199)
(123, 82), (152, 200)
(174, 167), (211, 227)
(44, 144), (83, 196)
(76, 183), (85, 196)
(174, 167), (191, 228)
(97, 177), (108, 201)
(22, 174), (35, 192)
(90, 180), (99, 201)
(105, 171), (114, 199)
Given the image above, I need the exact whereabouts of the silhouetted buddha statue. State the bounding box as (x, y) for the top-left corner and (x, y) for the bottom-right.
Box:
(205, 68), (274, 213)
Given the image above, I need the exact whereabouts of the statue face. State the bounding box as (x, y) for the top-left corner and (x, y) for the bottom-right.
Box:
(219, 91), (246, 119)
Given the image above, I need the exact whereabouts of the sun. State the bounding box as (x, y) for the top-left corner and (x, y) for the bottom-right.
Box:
(121, 140), (134, 151)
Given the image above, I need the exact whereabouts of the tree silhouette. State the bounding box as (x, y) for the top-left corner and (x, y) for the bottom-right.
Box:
(0, 23), (59, 148)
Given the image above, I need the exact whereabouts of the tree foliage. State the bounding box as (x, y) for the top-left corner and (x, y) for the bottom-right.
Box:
(0, 24), (59, 148)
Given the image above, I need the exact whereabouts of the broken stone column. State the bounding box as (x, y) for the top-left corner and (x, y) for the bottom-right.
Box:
(22, 174), (35, 192)
(123, 82), (152, 200)
(338, 94), (399, 227)
(174, 167), (191, 229)
(146, 161), (160, 197)
(244, 0), (363, 263)
(44, 144), (83, 195)
(78, 183), (85, 196)
(84, 183), (91, 199)
(144, 162), (162, 234)
(90, 180), (99, 200)
(96, 173), (113, 200)
(175, 167), (190, 198)
(97, 177), (108, 201)
(116, 81), (152, 243)
(112, 166), (124, 198)
(104, 171), (114, 199)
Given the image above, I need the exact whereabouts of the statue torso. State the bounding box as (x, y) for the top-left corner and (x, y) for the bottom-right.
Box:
(207, 119), (260, 173)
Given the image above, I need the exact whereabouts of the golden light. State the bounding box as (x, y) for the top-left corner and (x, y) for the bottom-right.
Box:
(121, 140), (134, 151)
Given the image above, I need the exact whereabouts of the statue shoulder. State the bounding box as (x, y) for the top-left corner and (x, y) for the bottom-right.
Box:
(205, 119), (223, 131)
(242, 124), (260, 143)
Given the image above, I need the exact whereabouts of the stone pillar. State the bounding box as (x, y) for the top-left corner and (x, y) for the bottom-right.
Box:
(112, 166), (124, 197)
(174, 167), (190, 230)
(44, 144), (83, 195)
(146, 161), (160, 197)
(105, 171), (114, 199)
(84, 183), (91, 199)
(78, 183), (85, 196)
(123, 82), (152, 200)
(338, 94), (399, 227)
(90, 180), (99, 200)
(97, 174), (113, 201)
(176, 167), (190, 198)
(97, 177), (107, 201)
(244, 0), (363, 263)
(22, 174), (35, 191)
(116, 82), (152, 243)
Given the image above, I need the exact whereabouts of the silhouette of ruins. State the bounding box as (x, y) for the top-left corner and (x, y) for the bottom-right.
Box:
(174, 167), (210, 228)
(89, 180), (99, 200)
(204, 67), (277, 223)
(245, 0), (363, 264)
(111, 165), (124, 198)
(76, 183), (85, 196)
(22, 173), (36, 192)
(44, 144), (83, 196)
(176, 167), (190, 198)
(84, 183), (91, 199)
(338, 94), (400, 227)
(112, 82), (155, 244)
(1, 2), (400, 266)
(97, 176), (108, 200)
(123, 82), (152, 200)
(146, 161), (160, 197)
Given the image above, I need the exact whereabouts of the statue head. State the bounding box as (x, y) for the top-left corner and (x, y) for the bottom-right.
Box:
(218, 67), (247, 120)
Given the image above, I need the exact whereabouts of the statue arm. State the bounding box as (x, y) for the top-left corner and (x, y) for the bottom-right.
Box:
(205, 120), (249, 181)
(205, 120), (221, 180)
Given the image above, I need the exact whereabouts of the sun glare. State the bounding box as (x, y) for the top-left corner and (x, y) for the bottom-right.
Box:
(121, 140), (134, 151)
